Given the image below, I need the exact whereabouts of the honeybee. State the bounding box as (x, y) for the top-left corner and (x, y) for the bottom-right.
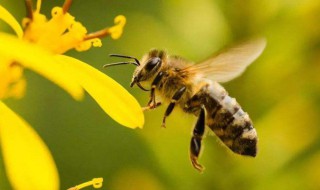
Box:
(104, 38), (266, 172)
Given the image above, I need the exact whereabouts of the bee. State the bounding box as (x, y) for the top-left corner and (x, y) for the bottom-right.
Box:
(104, 38), (266, 172)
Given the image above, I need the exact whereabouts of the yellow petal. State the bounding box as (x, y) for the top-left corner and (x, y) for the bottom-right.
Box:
(0, 101), (59, 190)
(0, 5), (23, 38)
(0, 32), (84, 100)
(55, 55), (144, 129)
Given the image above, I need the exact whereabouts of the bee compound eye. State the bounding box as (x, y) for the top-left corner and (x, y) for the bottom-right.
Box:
(145, 57), (161, 71)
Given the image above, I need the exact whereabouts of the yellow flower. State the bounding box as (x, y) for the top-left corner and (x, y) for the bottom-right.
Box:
(0, 0), (144, 189)
(0, 0), (144, 128)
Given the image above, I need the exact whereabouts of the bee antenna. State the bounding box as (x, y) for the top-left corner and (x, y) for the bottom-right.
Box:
(103, 62), (139, 68)
(109, 54), (140, 66)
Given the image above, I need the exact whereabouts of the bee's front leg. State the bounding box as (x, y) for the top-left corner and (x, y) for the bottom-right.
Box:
(161, 86), (186, 127)
(143, 71), (166, 111)
(142, 88), (161, 111)
(145, 88), (161, 109)
(142, 101), (162, 111)
(190, 106), (205, 172)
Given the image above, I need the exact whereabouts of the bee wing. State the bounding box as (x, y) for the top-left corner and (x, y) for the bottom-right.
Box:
(186, 38), (266, 83)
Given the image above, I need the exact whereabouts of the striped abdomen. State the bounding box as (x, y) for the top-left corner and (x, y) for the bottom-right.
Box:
(202, 82), (257, 156)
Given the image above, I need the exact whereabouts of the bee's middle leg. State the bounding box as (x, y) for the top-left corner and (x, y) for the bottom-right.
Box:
(190, 106), (205, 172)
(161, 86), (186, 127)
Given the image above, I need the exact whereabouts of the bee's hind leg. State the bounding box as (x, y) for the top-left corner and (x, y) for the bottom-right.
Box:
(161, 86), (186, 128)
(190, 106), (206, 172)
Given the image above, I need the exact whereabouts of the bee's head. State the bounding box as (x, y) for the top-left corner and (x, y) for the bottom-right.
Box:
(131, 49), (166, 89)
(105, 49), (165, 91)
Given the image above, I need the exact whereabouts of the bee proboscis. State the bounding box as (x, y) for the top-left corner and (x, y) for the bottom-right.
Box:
(104, 38), (266, 172)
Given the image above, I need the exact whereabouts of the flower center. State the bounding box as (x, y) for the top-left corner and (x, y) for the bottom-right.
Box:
(22, 0), (126, 54)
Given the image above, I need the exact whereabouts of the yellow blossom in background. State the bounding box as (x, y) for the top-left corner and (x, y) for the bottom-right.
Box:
(0, 0), (144, 189)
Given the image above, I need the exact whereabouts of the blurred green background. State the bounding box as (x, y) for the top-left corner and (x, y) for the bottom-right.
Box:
(1, 0), (320, 189)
